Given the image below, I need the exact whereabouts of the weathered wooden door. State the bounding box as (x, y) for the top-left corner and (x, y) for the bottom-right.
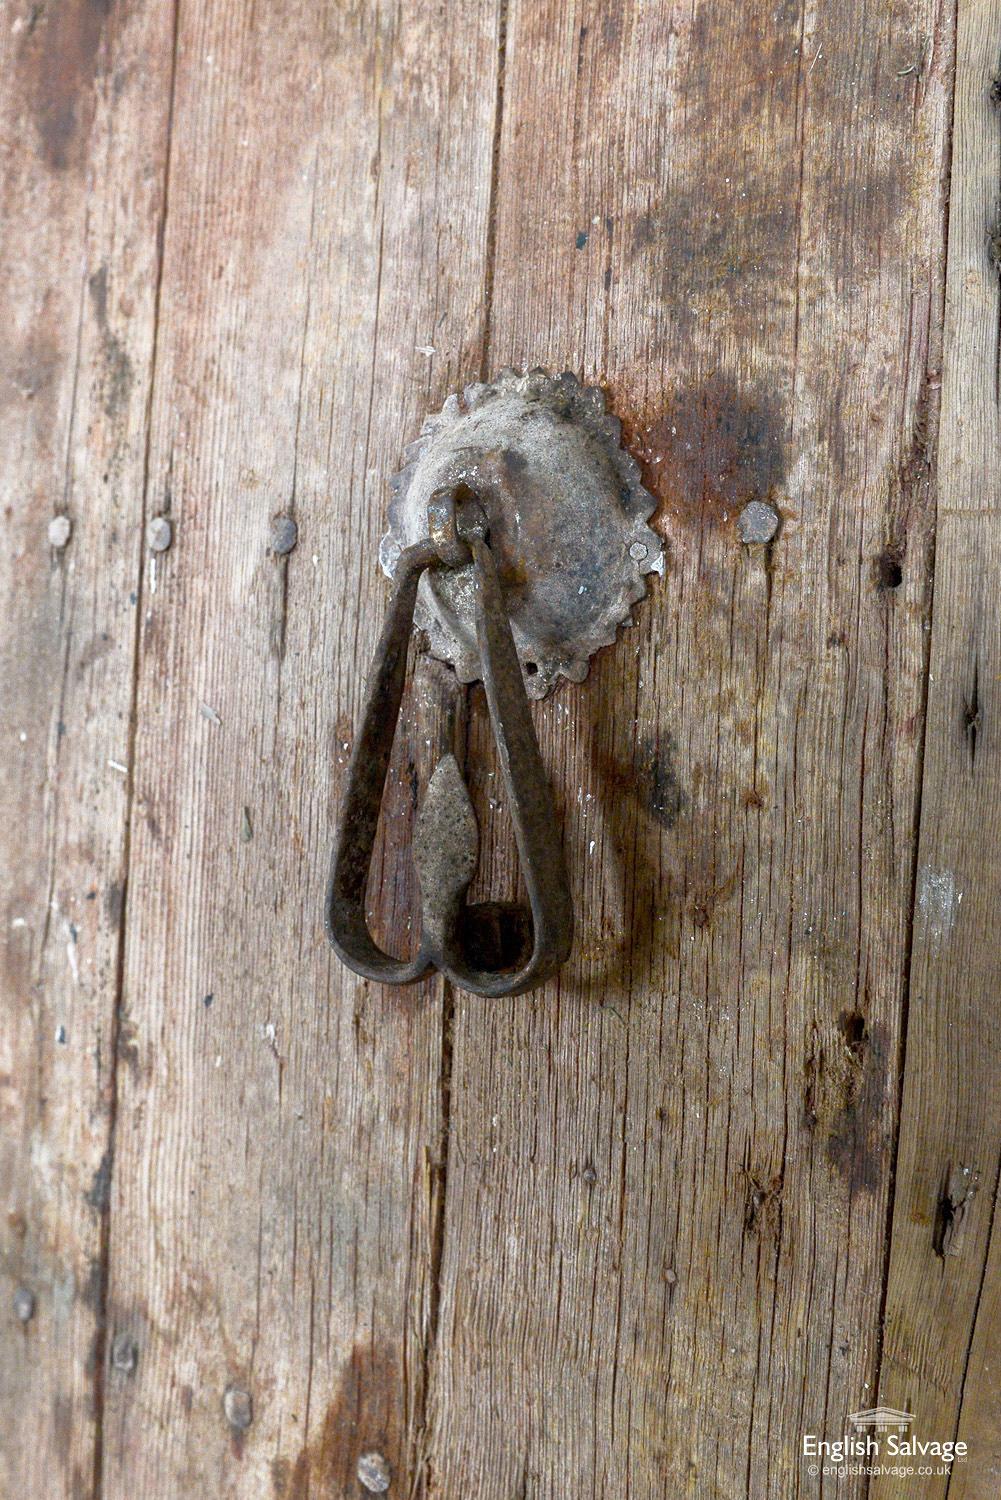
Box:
(3, 0), (1000, 1495)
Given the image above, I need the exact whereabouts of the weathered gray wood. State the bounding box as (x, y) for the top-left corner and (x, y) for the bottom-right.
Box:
(425, 1), (956, 1495)
(99, 2), (499, 1495)
(875, 4), (1001, 1495)
(0, 2), (174, 1494)
(5, 0), (1001, 1495)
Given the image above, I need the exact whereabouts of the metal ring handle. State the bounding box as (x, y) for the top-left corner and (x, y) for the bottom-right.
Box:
(325, 490), (573, 997)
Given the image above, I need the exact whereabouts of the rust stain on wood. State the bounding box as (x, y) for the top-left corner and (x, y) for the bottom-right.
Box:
(626, 374), (787, 534)
(279, 1344), (400, 1500)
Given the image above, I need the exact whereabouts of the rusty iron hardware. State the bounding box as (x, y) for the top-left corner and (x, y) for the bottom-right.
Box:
(326, 490), (573, 995)
(326, 369), (662, 997)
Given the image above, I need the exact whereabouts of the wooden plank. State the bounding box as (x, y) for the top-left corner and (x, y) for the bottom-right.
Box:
(874, 3), (1001, 1495)
(0, 2), (174, 1494)
(99, 2), (500, 1494)
(425, 1), (956, 1495)
(951, 1211), (1001, 1494)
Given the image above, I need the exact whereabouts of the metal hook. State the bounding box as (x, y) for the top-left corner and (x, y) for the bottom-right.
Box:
(326, 368), (662, 996)
(325, 488), (573, 997)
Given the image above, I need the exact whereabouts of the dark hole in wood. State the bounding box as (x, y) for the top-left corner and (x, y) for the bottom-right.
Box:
(838, 1008), (869, 1057)
(875, 550), (904, 589)
(459, 901), (533, 972)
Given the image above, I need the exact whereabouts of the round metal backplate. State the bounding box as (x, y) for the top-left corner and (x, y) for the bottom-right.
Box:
(380, 368), (663, 699)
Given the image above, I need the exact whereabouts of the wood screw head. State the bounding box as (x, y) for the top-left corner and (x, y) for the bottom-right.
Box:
(223, 1384), (253, 1431)
(48, 515), (72, 549)
(737, 500), (780, 544)
(270, 515), (298, 555)
(12, 1287), (35, 1323)
(111, 1332), (138, 1374)
(357, 1451), (392, 1492)
(147, 516), (173, 552)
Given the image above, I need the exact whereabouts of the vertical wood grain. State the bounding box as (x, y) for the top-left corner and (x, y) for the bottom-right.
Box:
(425, 1), (957, 1495)
(99, 2), (499, 1495)
(875, 4), (1001, 1496)
(0, 2), (175, 1494)
(5, 0), (1001, 1496)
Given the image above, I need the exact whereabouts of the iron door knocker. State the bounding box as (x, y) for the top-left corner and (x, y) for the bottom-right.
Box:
(326, 369), (662, 996)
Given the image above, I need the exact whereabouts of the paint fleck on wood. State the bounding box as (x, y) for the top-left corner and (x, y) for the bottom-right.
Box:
(916, 865), (962, 945)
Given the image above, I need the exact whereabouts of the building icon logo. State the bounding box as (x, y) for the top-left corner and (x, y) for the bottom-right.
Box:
(848, 1407), (914, 1435)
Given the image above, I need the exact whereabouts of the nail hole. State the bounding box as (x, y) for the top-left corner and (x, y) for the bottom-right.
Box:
(874, 548), (903, 590)
(525, 661), (538, 676)
(838, 1008), (869, 1058)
